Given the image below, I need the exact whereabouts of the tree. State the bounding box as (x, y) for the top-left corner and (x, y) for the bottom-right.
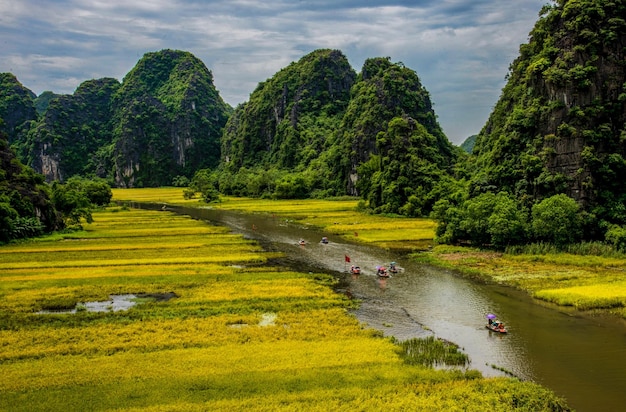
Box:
(531, 194), (582, 246)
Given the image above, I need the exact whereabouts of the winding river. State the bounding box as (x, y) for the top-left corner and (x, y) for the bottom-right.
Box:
(136, 203), (626, 411)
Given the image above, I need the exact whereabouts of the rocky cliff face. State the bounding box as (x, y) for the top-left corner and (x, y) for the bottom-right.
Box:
(474, 0), (626, 223)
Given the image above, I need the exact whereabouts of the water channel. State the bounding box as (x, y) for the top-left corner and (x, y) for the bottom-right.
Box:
(134, 202), (626, 411)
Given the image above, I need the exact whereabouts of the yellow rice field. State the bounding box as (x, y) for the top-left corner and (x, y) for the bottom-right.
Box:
(113, 188), (437, 251)
(418, 245), (626, 318)
(0, 200), (567, 411)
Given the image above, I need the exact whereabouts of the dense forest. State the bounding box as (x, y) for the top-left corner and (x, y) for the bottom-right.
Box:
(1, 0), (625, 248)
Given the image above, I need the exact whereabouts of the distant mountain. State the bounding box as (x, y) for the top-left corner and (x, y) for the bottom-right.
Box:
(34, 91), (61, 115)
(472, 0), (626, 228)
(460, 135), (477, 153)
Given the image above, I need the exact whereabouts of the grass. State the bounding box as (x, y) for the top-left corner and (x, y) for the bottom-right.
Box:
(414, 244), (626, 318)
(0, 197), (569, 411)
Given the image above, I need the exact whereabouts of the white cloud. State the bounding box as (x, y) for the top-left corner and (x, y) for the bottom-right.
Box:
(0, 0), (547, 144)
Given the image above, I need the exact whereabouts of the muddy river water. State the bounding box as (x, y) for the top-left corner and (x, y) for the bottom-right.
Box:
(136, 203), (626, 411)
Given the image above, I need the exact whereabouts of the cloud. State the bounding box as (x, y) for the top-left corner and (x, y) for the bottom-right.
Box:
(0, 0), (546, 144)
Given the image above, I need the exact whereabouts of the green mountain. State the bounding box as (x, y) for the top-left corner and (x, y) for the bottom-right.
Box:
(2, 49), (457, 216)
(472, 0), (626, 228)
(33, 91), (61, 115)
(0, 73), (37, 145)
(216, 51), (458, 210)
(460, 135), (477, 153)
(340, 57), (458, 214)
(217, 49), (356, 197)
(112, 49), (232, 187)
(21, 78), (120, 182)
(15, 49), (232, 187)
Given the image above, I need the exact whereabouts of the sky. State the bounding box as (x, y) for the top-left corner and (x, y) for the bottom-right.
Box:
(0, 0), (548, 145)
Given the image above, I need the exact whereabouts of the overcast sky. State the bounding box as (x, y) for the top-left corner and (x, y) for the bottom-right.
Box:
(0, 0), (548, 145)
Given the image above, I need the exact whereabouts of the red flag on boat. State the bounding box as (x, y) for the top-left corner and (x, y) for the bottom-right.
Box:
(345, 255), (350, 263)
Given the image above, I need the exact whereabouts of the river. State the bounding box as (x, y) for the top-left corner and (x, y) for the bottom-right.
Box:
(136, 202), (626, 412)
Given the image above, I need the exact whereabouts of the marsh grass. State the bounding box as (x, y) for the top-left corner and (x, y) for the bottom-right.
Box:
(397, 336), (470, 367)
(0, 194), (570, 410)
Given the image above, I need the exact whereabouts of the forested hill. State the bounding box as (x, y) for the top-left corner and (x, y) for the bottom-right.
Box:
(215, 50), (459, 210)
(9, 49), (232, 187)
(471, 0), (626, 227)
(0, 73), (37, 145)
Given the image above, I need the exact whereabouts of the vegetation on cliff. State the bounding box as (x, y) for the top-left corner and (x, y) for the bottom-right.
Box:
(435, 0), (626, 248)
(112, 49), (232, 187)
(0, 128), (59, 242)
(0, 73), (37, 145)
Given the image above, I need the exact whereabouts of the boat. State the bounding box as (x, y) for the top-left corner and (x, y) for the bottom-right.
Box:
(376, 266), (390, 278)
(320, 236), (329, 244)
(485, 313), (507, 333)
(350, 265), (361, 275)
(298, 239), (306, 246)
(389, 262), (399, 274)
(486, 322), (507, 333)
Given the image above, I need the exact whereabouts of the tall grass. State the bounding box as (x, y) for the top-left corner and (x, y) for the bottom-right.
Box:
(506, 241), (625, 258)
(396, 336), (470, 367)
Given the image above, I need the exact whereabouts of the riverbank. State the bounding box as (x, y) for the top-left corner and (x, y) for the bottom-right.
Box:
(113, 188), (626, 321)
(412, 244), (626, 321)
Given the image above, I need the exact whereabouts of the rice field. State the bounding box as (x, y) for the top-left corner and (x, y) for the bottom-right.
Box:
(0, 200), (568, 411)
(417, 245), (626, 318)
(113, 188), (437, 251)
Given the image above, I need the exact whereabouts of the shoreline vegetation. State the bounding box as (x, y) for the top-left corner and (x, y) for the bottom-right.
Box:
(0, 188), (574, 411)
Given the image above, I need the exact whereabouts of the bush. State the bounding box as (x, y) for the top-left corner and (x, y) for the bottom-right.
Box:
(605, 225), (626, 252)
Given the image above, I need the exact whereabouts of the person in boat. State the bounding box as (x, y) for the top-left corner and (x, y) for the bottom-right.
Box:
(321, 236), (329, 244)
(377, 266), (387, 276)
(298, 239), (306, 245)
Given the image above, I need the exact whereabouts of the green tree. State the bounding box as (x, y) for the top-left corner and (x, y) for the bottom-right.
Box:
(531, 194), (582, 246)
(51, 181), (96, 227)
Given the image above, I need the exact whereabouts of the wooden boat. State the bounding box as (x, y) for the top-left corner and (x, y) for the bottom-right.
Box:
(376, 268), (390, 278)
(486, 321), (507, 333)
